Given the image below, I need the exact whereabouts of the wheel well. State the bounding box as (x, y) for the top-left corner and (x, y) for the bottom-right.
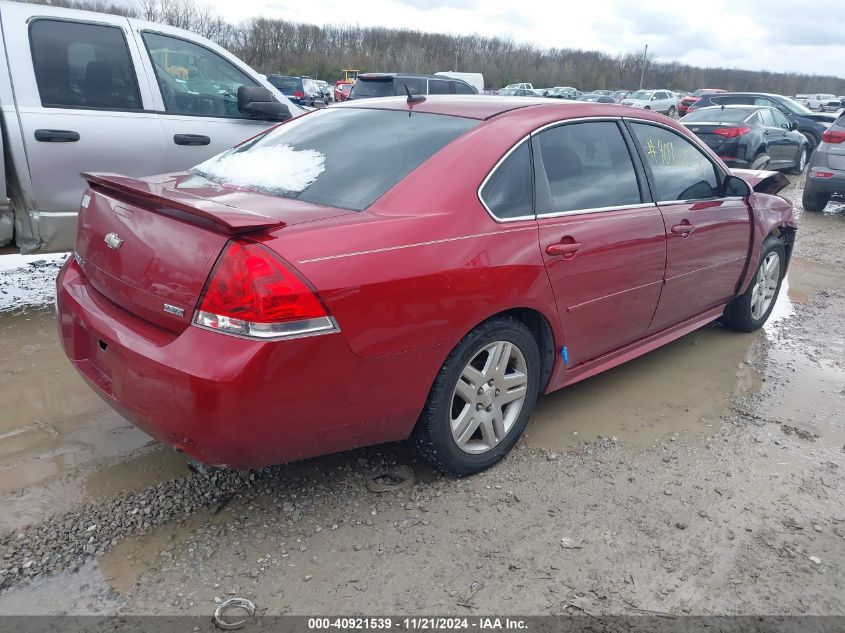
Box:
(770, 225), (796, 263)
(496, 308), (556, 392)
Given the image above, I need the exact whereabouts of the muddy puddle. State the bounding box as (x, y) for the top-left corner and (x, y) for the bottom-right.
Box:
(525, 257), (845, 451)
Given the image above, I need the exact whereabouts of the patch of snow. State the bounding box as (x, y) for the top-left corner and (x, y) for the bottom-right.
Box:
(192, 145), (326, 195)
(0, 253), (69, 314)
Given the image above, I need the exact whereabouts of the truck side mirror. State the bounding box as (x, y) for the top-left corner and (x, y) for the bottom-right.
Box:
(237, 86), (292, 122)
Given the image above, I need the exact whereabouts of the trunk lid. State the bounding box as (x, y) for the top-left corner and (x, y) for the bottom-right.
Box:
(682, 123), (733, 152)
(75, 172), (351, 332)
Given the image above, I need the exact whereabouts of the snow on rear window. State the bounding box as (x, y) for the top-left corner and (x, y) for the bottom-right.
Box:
(191, 145), (326, 195)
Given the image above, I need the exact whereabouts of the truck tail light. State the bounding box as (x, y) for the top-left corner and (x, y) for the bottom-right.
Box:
(293, 91), (306, 99)
(194, 240), (337, 339)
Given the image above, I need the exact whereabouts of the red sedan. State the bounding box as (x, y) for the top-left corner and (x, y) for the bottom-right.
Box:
(57, 96), (797, 475)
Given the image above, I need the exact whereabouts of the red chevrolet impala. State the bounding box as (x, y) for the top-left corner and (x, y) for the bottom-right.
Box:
(56, 96), (797, 475)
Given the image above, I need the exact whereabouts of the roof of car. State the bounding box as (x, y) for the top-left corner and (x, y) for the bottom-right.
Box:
(331, 95), (586, 120)
(358, 73), (468, 81)
(693, 104), (770, 111)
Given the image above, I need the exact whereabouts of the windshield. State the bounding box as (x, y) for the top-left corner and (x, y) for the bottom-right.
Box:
(681, 108), (750, 123)
(628, 91), (653, 100)
(191, 108), (478, 211)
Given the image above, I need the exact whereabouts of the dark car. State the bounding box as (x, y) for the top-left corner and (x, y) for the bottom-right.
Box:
(347, 73), (476, 100)
(266, 75), (326, 107)
(610, 90), (630, 102)
(680, 105), (809, 173)
(802, 112), (845, 212)
(576, 93), (616, 103)
(687, 92), (836, 150)
(677, 89), (725, 117)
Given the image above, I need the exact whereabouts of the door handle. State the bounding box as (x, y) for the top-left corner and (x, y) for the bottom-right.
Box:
(546, 240), (582, 258)
(671, 222), (696, 237)
(34, 129), (79, 142)
(173, 134), (211, 146)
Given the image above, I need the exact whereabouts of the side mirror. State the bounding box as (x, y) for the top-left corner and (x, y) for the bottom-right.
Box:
(723, 175), (753, 197)
(237, 86), (291, 121)
(789, 120), (799, 131)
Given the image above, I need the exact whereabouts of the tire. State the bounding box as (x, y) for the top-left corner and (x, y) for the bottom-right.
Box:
(644, 106), (651, 110)
(722, 236), (785, 332)
(801, 132), (819, 152)
(751, 154), (770, 170)
(667, 106), (676, 117)
(413, 316), (540, 476)
(788, 147), (808, 175)
(802, 188), (829, 212)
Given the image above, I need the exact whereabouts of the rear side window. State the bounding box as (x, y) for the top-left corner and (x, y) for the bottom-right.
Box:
(630, 123), (720, 202)
(192, 109), (478, 211)
(429, 79), (451, 94)
(452, 81), (475, 94)
(758, 109), (776, 127)
(30, 20), (142, 110)
(479, 141), (533, 219)
(533, 122), (641, 214)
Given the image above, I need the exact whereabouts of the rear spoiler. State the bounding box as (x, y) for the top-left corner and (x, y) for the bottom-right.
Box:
(729, 169), (790, 196)
(81, 172), (284, 235)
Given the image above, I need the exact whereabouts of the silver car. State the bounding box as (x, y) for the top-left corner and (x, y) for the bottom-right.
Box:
(620, 89), (677, 117)
(802, 112), (845, 212)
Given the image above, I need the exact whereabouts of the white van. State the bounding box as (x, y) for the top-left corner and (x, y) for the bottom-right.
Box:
(0, 1), (302, 253)
(435, 72), (484, 93)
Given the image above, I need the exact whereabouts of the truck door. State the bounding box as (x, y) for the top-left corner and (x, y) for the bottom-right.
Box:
(131, 25), (289, 170)
(1, 3), (165, 252)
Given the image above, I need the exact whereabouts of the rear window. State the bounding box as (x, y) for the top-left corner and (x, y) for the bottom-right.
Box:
(268, 76), (301, 93)
(191, 108), (478, 211)
(681, 108), (750, 123)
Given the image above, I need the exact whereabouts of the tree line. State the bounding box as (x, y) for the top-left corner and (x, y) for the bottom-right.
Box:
(21, 0), (845, 94)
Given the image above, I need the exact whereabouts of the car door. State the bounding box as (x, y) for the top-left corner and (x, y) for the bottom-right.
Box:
(531, 120), (666, 365)
(133, 27), (281, 171)
(756, 108), (790, 165)
(770, 108), (801, 164)
(2, 4), (165, 251)
(627, 121), (752, 332)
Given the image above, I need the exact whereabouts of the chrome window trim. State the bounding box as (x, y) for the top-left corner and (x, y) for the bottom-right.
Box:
(536, 202), (657, 220)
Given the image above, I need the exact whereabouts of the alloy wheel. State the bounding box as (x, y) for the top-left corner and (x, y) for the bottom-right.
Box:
(450, 341), (529, 454)
(750, 252), (780, 320)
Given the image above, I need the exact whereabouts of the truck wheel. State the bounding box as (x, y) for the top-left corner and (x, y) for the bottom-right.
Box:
(802, 188), (829, 212)
(413, 317), (540, 476)
(722, 236), (785, 332)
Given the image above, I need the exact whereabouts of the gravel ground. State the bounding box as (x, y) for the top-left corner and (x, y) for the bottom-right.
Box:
(0, 177), (843, 616)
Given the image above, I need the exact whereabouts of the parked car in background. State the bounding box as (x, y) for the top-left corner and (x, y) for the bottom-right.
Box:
(266, 75), (326, 107)
(498, 88), (536, 97)
(549, 87), (578, 99)
(315, 80), (333, 103)
(620, 89), (677, 116)
(795, 94), (810, 107)
(436, 71), (484, 93)
(504, 82), (533, 90)
(0, 0), (300, 254)
(687, 92), (837, 150)
(680, 105), (809, 173)
(677, 88), (726, 117)
(57, 96), (796, 477)
(576, 93), (616, 103)
(802, 112), (845, 212)
(334, 83), (352, 101)
(348, 73), (477, 100)
(807, 94), (838, 112)
(610, 90), (630, 102)
(592, 90), (612, 96)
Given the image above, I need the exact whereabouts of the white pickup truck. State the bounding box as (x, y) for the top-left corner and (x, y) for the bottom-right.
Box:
(0, 1), (302, 254)
(806, 94), (839, 112)
(504, 83), (533, 91)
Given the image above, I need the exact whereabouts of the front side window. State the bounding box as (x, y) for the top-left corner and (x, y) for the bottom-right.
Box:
(30, 20), (142, 110)
(479, 141), (533, 219)
(453, 81), (475, 95)
(142, 32), (257, 117)
(191, 109), (477, 211)
(429, 79), (451, 95)
(630, 122), (720, 202)
(771, 109), (791, 128)
(533, 121), (641, 214)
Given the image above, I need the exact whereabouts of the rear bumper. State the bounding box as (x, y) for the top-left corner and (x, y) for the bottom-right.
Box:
(804, 170), (845, 195)
(56, 259), (442, 469)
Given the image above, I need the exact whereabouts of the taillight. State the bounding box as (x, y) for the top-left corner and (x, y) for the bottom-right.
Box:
(822, 129), (845, 144)
(293, 91), (305, 99)
(194, 240), (337, 339)
(711, 127), (751, 138)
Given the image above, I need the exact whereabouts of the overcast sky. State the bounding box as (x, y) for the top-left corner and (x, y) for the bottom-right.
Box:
(204, 0), (845, 79)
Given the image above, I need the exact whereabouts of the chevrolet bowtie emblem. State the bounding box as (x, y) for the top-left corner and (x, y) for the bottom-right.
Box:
(104, 232), (123, 250)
